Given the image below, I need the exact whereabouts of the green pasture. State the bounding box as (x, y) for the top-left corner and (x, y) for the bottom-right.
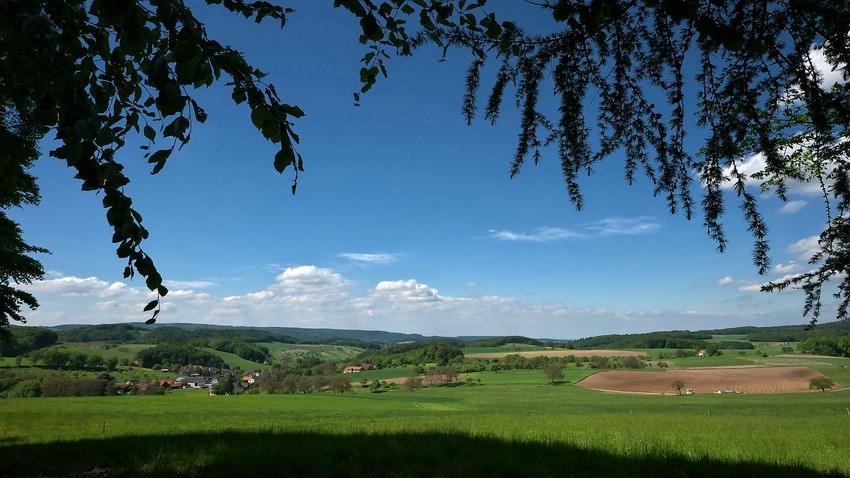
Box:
(201, 347), (270, 371)
(2, 365), (849, 477)
(36, 343), (152, 361)
(262, 342), (365, 362)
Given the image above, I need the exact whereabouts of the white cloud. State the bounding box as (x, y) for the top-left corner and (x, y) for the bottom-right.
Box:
(163, 280), (217, 290)
(774, 262), (802, 274)
(16, 265), (825, 338)
(585, 217), (660, 236)
(371, 279), (442, 302)
(489, 217), (659, 242)
(809, 46), (846, 90)
(22, 276), (139, 298)
(338, 252), (397, 264)
(779, 200), (807, 214)
(738, 283), (763, 292)
(716, 276), (734, 286)
(272, 265), (350, 292)
(488, 227), (581, 242)
(719, 153), (827, 196)
(787, 235), (821, 260)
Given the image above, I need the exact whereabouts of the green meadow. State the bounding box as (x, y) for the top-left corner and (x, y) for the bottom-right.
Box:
(1, 365), (849, 477)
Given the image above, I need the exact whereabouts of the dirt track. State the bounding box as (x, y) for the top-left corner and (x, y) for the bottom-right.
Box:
(576, 366), (825, 394)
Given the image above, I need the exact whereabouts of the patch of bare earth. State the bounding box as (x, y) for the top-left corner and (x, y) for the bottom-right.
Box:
(576, 367), (826, 394)
(465, 349), (641, 359)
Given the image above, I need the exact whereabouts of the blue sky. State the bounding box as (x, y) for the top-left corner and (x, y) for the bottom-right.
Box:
(8, 1), (837, 339)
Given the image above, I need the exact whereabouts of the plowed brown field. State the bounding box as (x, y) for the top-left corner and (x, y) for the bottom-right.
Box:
(576, 366), (825, 394)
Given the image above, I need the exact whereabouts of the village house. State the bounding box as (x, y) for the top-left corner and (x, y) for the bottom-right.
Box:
(343, 363), (375, 373)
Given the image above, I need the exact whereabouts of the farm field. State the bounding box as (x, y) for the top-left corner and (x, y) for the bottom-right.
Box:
(577, 366), (826, 394)
(464, 348), (643, 358)
(1, 364), (849, 477)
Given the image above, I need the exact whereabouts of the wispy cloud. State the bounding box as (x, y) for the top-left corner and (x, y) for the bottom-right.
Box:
(738, 283), (763, 292)
(164, 280), (217, 290)
(787, 235), (820, 260)
(779, 200), (807, 214)
(489, 217), (659, 242)
(584, 216), (660, 236)
(488, 227), (581, 242)
(338, 252), (398, 264)
(719, 151), (835, 197)
(774, 262), (802, 274)
(716, 276), (734, 286)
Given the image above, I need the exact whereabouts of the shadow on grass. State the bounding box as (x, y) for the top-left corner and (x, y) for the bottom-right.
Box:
(0, 430), (844, 477)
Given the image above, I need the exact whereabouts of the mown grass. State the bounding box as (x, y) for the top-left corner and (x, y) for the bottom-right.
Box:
(2, 364), (849, 477)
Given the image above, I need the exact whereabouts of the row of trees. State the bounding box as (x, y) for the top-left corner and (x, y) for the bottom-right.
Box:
(260, 370), (352, 395)
(189, 339), (270, 364)
(28, 348), (119, 372)
(355, 342), (464, 368)
(1, 373), (117, 398)
(135, 343), (225, 370)
(798, 336), (850, 357)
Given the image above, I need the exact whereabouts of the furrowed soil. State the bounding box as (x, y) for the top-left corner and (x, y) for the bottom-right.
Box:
(576, 366), (826, 394)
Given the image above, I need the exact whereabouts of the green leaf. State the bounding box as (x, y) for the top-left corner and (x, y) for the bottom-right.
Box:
(143, 125), (156, 141)
(143, 299), (158, 312)
(274, 146), (295, 172)
(251, 105), (272, 129)
(360, 13), (384, 41)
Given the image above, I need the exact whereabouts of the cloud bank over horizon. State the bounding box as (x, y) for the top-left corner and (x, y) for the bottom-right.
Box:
(17, 265), (816, 339)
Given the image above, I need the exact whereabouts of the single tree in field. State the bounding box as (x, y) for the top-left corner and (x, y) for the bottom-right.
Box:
(671, 379), (686, 396)
(623, 356), (641, 369)
(403, 374), (423, 392)
(543, 363), (564, 384)
(808, 376), (835, 392)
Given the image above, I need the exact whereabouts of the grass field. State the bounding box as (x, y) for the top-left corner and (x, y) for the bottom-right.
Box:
(1, 361), (849, 477)
(261, 343), (366, 362)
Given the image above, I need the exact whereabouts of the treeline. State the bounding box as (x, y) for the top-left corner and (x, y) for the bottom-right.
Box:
(259, 370), (352, 394)
(571, 331), (713, 349)
(29, 348), (118, 371)
(354, 342), (464, 367)
(138, 326), (301, 345)
(188, 339), (269, 364)
(0, 371), (117, 398)
(321, 338), (382, 350)
(78, 324), (383, 350)
(465, 336), (544, 348)
(798, 336), (850, 357)
(136, 343), (225, 369)
(57, 324), (142, 343)
(1, 327), (58, 356)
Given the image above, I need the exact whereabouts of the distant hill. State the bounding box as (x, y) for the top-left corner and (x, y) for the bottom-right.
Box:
(47, 323), (477, 346)
(38, 319), (850, 349)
